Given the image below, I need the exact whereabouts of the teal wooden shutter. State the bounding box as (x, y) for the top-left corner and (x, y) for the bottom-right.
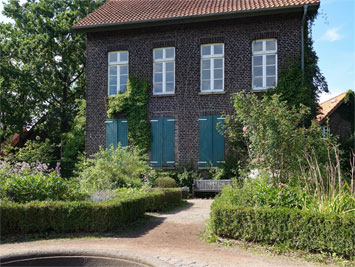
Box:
(213, 116), (225, 166)
(106, 119), (118, 149)
(117, 119), (128, 147)
(150, 118), (162, 167)
(199, 116), (213, 167)
(163, 118), (175, 167)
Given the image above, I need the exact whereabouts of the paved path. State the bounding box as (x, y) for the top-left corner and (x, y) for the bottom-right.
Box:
(0, 199), (321, 267)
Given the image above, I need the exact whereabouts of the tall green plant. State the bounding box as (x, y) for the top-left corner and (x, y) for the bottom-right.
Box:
(225, 91), (335, 182)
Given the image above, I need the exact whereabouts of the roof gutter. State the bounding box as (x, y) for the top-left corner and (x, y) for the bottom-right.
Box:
(72, 3), (319, 33)
(301, 4), (308, 79)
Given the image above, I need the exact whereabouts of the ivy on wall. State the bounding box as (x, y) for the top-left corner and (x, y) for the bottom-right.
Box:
(266, 11), (328, 124)
(107, 77), (152, 152)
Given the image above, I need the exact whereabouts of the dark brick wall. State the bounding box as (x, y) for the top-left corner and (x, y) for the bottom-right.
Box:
(85, 13), (303, 166)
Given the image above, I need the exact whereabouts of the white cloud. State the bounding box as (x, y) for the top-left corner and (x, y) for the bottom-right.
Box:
(320, 27), (344, 42)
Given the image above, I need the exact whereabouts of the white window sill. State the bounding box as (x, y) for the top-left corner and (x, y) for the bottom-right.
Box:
(252, 87), (275, 92)
(152, 93), (176, 97)
(199, 91), (225, 95)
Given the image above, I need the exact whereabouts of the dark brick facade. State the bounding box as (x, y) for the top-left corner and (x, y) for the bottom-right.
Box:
(85, 13), (303, 166)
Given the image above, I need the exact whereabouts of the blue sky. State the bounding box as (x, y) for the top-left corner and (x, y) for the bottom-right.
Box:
(0, 0), (354, 103)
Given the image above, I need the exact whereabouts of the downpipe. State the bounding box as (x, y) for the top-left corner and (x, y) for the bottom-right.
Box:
(301, 4), (308, 79)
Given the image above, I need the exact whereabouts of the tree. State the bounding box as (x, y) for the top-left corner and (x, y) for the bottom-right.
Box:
(0, 0), (105, 157)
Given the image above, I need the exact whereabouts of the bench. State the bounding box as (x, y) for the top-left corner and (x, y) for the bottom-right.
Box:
(192, 179), (233, 198)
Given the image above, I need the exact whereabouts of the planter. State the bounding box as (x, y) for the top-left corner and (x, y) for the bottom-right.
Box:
(181, 187), (189, 199)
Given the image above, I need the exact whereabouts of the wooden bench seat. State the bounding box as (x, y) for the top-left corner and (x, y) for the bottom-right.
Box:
(192, 179), (233, 198)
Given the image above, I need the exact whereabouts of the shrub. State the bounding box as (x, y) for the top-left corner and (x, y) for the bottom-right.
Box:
(210, 201), (355, 259)
(76, 145), (149, 193)
(154, 177), (177, 188)
(224, 92), (335, 182)
(0, 189), (182, 236)
(1, 172), (85, 203)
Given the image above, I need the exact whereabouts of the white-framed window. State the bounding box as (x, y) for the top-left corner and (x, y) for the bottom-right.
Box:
(153, 47), (175, 94)
(252, 39), (277, 90)
(201, 43), (224, 92)
(108, 51), (129, 96)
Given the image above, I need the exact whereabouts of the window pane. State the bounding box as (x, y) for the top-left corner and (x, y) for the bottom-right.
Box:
(202, 59), (211, 70)
(166, 72), (174, 82)
(109, 85), (117, 96)
(154, 63), (162, 72)
(266, 76), (276, 87)
(253, 41), (263, 52)
(253, 77), (262, 88)
(266, 66), (276, 76)
(214, 79), (223, 90)
(266, 40), (276, 51)
(154, 83), (163, 93)
(154, 73), (162, 83)
(154, 49), (163, 60)
(166, 82), (174, 92)
(254, 66), (262, 77)
(166, 62), (174, 72)
(165, 48), (174, 59)
(120, 65), (128, 75)
(213, 44), (223, 55)
(253, 56), (262, 66)
(214, 58), (223, 69)
(120, 75), (128, 85)
(109, 52), (117, 63)
(120, 84), (127, 93)
(202, 45), (211, 56)
(109, 76), (117, 86)
(119, 51), (128, 62)
(109, 66), (117, 76)
(214, 69), (223, 79)
(202, 80), (210, 91)
(202, 70), (210, 80)
(266, 55), (276, 65)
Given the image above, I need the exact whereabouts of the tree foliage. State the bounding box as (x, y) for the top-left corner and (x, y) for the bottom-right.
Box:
(0, 0), (105, 154)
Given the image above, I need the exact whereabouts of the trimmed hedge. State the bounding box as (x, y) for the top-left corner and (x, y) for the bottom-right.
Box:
(0, 188), (181, 236)
(211, 202), (355, 259)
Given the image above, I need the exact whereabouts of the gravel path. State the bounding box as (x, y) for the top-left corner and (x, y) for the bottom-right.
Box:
(0, 199), (322, 267)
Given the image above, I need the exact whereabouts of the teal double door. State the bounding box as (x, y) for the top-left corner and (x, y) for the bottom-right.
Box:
(150, 117), (175, 167)
(105, 119), (128, 149)
(199, 115), (225, 167)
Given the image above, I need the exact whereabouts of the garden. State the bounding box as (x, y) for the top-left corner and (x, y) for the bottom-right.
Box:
(206, 92), (355, 261)
(0, 144), (182, 237)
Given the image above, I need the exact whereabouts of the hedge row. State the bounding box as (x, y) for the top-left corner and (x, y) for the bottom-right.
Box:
(210, 202), (355, 259)
(0, 188), (181, 236)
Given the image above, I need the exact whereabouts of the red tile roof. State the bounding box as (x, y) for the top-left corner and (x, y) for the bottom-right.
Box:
(73, 0), (320, 29)
(317, 92), (348, 123)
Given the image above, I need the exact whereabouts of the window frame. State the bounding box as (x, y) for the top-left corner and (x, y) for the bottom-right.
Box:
(108, 51), (129, 96)
(200, 43), (225, 93)
(153, 47), (176, 95)
(252, 39), (278, 91)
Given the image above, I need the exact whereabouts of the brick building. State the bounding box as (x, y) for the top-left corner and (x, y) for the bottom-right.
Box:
(73, 0), (320, 168)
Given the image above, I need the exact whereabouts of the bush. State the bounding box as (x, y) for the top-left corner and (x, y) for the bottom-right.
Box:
(210, 201), (355, 259)
(224, 92), (335, 182)
(0, 188), (182, 236)
(76, 145), (149, 192)
(1, 172), (85, 203)
(154, 177), (177, 188)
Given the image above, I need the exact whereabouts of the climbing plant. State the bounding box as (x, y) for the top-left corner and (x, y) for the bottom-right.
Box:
(266, 11), (328, 124)
(107, 76), (152, 152)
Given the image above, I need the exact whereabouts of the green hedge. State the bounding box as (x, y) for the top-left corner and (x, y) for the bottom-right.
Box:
(1, 189), (181, 236)
(211, 202), (355, 259)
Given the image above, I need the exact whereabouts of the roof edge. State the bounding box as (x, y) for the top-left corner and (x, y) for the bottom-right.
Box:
(72, 3), (319, 33)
